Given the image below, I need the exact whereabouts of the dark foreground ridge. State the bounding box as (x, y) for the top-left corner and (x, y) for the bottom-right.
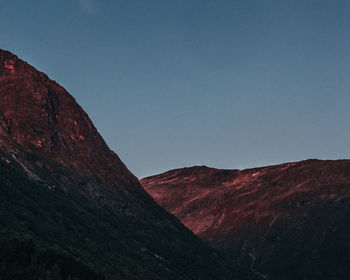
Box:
(0, 49), (248, 279)
(141, 160), (350, 280)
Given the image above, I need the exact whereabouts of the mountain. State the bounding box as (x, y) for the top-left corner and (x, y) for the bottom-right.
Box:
(0, 49), (245, 280)
(141, 160), (350, 280)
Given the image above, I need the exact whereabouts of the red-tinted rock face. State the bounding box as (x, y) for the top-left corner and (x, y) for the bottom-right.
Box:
(141, 160), (350, 279)
(0, 49), (146, 205)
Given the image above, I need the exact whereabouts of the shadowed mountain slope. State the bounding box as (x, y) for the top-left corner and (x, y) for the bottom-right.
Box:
(0, 49), (246, 280)
(141, 160), (350, 280)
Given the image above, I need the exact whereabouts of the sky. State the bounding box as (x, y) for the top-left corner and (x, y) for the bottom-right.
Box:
(1, 0), (350, 178)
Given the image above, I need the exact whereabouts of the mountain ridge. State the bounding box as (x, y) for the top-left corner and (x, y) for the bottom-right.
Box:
(141, 159), (350, 279)
(0, 49), (245, 279)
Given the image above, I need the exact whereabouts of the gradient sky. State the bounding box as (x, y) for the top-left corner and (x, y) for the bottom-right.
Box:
(1, 0), (350, 178)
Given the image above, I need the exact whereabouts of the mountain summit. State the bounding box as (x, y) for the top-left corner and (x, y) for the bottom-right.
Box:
(0, 49), (244, 280)
(0, 49), (141, 200)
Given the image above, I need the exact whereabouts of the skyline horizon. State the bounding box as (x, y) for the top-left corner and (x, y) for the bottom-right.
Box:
(1, 1), (349, 178)
(2, 46), (350, 178)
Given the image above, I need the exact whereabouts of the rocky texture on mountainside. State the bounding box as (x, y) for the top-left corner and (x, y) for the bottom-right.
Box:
(0, 49), (145, 205)
(141, 160), (350, 280)
(0, 49), (246, 280)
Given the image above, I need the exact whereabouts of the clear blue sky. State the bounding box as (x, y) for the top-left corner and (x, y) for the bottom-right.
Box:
(1, 0), (350, 178)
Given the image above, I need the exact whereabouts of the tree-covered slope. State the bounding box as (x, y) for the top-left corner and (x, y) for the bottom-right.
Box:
(0, 157), (243, 279)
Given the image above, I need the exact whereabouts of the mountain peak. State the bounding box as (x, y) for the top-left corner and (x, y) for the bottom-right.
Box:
(0, 49), (141, 199)
(0, 49), (98, 155)
(0, 49), (37, 77)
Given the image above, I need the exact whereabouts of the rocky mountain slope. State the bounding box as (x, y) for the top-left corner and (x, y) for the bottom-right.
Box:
(141, 160), (350, 280)
(0, 49), (246, 280)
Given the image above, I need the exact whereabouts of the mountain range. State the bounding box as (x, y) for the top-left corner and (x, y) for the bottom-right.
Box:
(2, 48), (349, 280)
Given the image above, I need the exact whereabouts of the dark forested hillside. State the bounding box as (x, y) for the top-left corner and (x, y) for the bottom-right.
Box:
(0, 156), (244, 280)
